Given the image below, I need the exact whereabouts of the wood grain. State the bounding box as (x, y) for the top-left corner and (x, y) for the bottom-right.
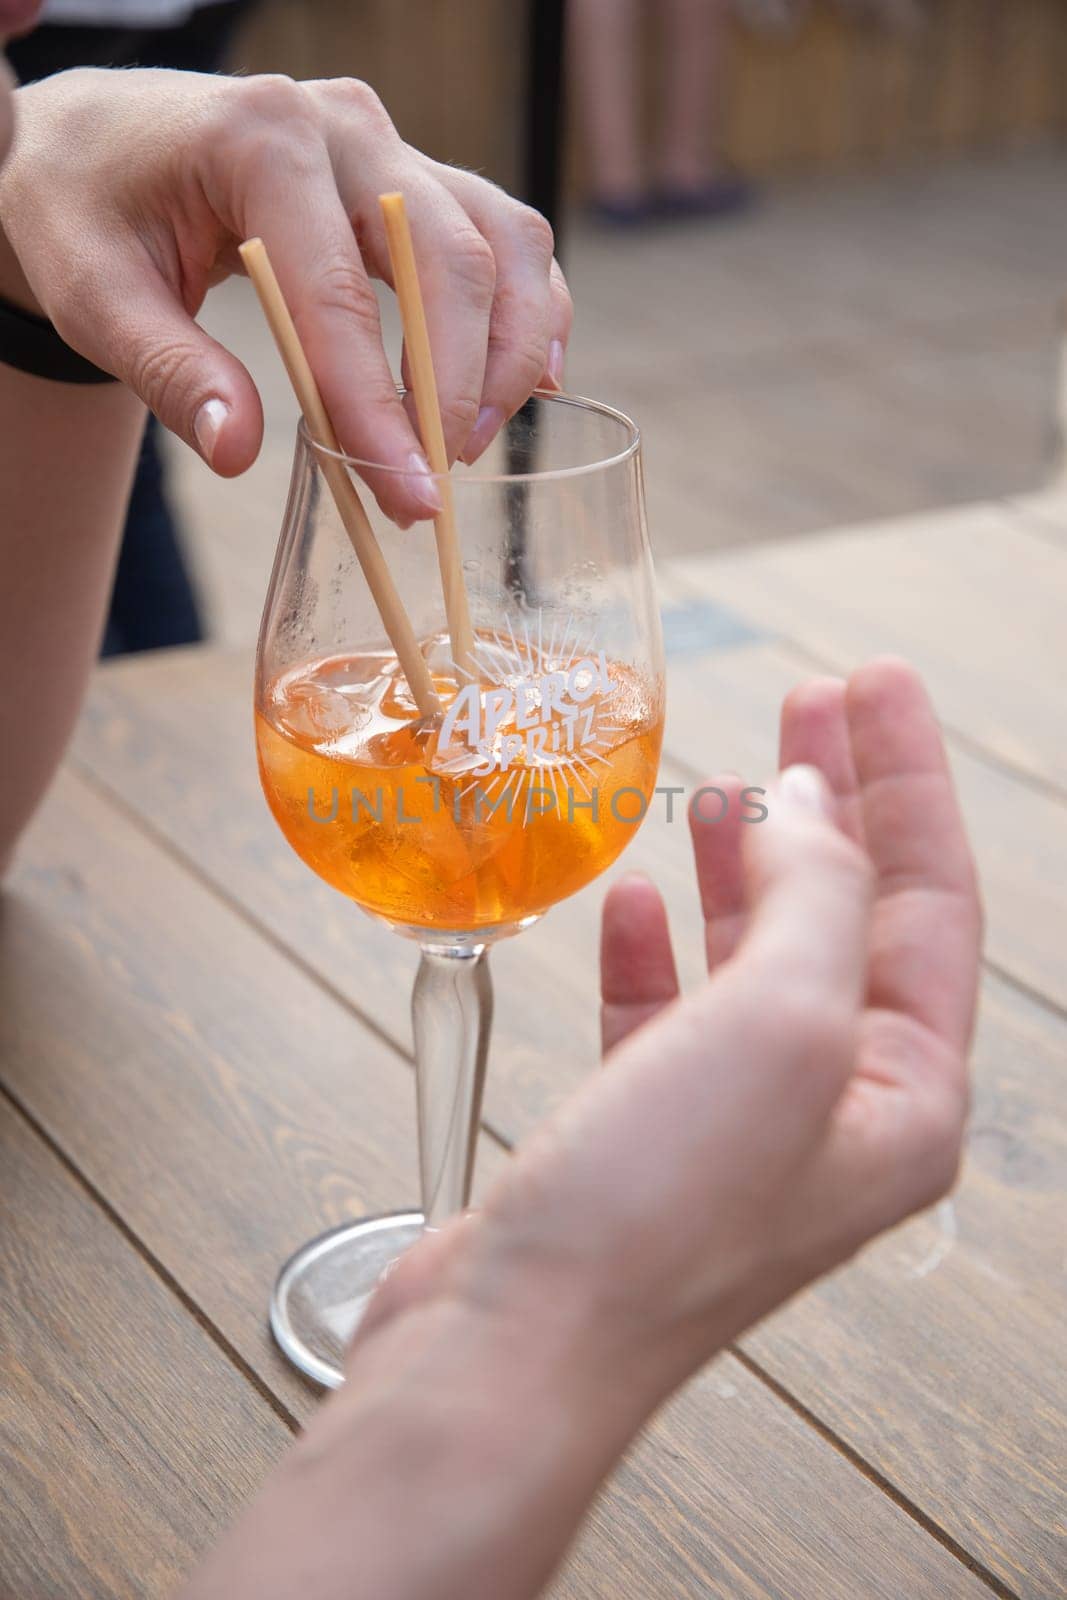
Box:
(669, 503), (1067, 793)
(0, 767), (997, 1598)
(661, 637), (1067, 1018)
(72, 646), (418, 1049)
(1, 765), (486, 1426)
(743, 968), (1067, 1600)
(550, 1358), (993, 1600)
(0, 1097), (290, 1599)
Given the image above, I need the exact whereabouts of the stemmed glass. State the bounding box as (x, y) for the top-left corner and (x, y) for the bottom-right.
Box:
(255, 391), (664, 1387)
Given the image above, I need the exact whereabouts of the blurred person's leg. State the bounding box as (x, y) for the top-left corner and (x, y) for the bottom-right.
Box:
(569, 0), (648, 222)
(658, 0), (726, 189)
(102, 418), (204, 657)
(656, 0), (752, 218)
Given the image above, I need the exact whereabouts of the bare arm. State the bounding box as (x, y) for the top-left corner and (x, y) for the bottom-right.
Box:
(0, 229), (144, 868)
(180, 1294), (639, 1600)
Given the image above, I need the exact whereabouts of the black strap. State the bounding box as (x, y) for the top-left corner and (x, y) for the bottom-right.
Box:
(0, 291), (116, 384)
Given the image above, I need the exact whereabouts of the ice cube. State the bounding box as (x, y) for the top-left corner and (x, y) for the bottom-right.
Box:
(278, 682), (365, 744)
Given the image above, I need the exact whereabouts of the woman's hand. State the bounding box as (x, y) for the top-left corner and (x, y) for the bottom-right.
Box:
(357, 658), (982, 1408)
(0, 67), (571, 518)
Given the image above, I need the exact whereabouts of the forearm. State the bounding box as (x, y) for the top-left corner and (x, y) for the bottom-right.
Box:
(0, 230), (145, 866)
(180, 1297), (649, 1600)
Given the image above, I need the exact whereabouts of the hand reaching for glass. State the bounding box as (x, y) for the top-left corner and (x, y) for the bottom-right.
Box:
(185, 657), (981, 1600)
(0, 67), (571, 518)
(358, 653), (982, 1421)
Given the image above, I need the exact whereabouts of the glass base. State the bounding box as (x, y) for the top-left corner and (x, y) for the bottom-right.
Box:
(382, 914), (542, 946)
(270, 1211), (425, 1388)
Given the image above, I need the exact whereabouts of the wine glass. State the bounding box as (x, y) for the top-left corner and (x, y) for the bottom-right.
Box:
(256, 391), (664, 1387)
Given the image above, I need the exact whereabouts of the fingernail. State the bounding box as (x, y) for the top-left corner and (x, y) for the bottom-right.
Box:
(404, 450), (443, 517)
(776, 764), (831, 818)
(546, 338), (565, 389)
(461, 404), (504, 465)
(193, 398), (230, 467)
(618, 869), (656, 893)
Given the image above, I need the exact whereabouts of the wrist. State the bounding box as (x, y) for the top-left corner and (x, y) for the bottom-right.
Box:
(334, 1288), (643, 1503)
(455, 1206), (739, 1428)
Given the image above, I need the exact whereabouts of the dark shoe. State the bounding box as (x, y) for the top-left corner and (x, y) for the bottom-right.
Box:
(653, 177), (756, 222)
(586, 193), (654, 228)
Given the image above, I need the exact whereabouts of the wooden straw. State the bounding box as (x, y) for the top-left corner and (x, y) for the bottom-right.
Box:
(238, 237), (440, 720)
(378, 192), (475, 675)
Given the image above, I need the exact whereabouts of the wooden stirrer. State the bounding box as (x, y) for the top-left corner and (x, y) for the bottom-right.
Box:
(238, 236), (440, 721)
(378, 192), (475, 677)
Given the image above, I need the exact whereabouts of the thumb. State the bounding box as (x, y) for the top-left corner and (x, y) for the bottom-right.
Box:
(52, 250), (263, 477)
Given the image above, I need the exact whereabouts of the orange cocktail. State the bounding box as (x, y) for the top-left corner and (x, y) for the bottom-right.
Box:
(256, 640), (663, 931)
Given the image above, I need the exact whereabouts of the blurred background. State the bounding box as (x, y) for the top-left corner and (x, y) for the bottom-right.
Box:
(23, 0), (1067, 647)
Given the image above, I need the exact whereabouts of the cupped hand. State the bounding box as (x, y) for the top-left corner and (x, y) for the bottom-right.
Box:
(0, 68), (571, 517)
(354, 659), (982, 1408)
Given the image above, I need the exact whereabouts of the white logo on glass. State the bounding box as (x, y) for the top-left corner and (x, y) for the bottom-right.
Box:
(436, 610), (624, 809)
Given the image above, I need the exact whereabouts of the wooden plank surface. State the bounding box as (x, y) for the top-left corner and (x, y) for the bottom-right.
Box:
(0, 1096), (290, 1599)
(64, 633), (1067, 1595)
(1, 767), (475, 1425)
(662, 637), (1067, 1017)
(744, 969), (1067, 1600)
(0, 769), (997, 1598)
(669, 503), (1067, 793)
(551, 1360), (994, 1600)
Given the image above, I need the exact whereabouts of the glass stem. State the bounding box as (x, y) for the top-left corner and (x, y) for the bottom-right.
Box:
(412, 944), (493, 1229)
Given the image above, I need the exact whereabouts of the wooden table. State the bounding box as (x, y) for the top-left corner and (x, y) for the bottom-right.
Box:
(2, 488), (1064, 1599)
